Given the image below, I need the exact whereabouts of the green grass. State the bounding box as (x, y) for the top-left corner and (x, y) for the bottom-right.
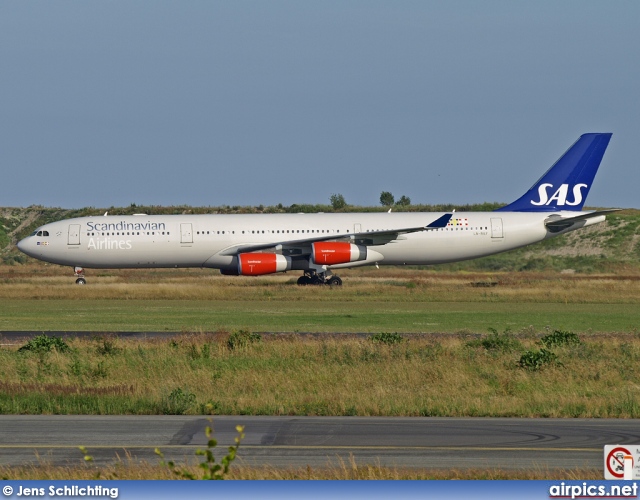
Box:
(1, 299), (640, 333)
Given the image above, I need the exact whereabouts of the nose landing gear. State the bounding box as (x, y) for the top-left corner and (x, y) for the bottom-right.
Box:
(74, 267), (86, 285)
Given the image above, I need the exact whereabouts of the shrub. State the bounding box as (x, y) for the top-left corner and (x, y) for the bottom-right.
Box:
(227, 330), (261, 350)
(95, 339), (121, 356)
(370, 332), (404, 345)
(164, 388), (197, 415)
(518, 349), (558, 371)
(540, 330), (581, 348)
(18, 335), (70, 353)
(467, 328), (522, 352)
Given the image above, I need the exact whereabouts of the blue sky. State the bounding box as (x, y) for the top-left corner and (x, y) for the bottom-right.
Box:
(1, 1), (638, 209)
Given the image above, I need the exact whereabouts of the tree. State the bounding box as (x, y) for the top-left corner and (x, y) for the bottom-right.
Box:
(396, 195), (411, 206)
(379, 191), (395, 206)
(329, 193), (347, 210)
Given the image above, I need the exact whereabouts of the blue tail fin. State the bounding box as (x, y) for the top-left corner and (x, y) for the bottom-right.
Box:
(497, 133), (612, 212)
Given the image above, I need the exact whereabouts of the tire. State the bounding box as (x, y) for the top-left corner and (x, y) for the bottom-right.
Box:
(297, 275), (312, 286)
(75, 278), (87, 285)
(327, 276), (343, 286)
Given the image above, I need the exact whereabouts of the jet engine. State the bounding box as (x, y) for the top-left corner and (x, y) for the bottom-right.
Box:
(311, 242), (367, 266)
(238, 253), (291, 276)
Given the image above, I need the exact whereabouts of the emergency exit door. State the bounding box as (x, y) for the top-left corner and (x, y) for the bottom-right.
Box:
(68, 224), (81, 245)
(180, 223), (193, 244)
(490, 218), (503, 239)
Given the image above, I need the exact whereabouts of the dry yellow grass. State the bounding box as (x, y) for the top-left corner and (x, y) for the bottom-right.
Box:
(1, 266), (640, 304)
(0, 459), (602, 480)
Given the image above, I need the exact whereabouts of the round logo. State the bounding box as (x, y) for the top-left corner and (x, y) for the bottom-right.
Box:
(606, 446), (633, 479)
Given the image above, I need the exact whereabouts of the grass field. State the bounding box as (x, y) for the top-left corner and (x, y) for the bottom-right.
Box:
(2, 299), (640, 333)
(1, 266), (640, 333)
(1, 266), (639, 480)
(1, 267), (639, 418)
(2, 330), (639, 418)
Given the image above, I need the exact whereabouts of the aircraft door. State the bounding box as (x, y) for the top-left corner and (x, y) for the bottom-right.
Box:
(354, 223), (362, 234)
(180, 223), (193, 244)
(68, 224), (81, 245)
(490, 218), (504, 239)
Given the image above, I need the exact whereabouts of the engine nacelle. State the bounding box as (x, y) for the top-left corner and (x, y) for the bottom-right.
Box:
(238, 253), (291, 276)
(311, 242), (367, 266)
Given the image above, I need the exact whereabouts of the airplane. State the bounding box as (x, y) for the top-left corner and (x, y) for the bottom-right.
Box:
(17, 133), (616, 286)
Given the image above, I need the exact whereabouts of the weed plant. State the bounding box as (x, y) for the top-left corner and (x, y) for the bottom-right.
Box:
(541, 330), (581, 348)
(155, 424), (245, 479)
(18, 334), (70, 353)
(466, 328), (522, 352)
(227, 330), (262, 350)
(518, 349), (559, 371)
(369, 332), (404, 345)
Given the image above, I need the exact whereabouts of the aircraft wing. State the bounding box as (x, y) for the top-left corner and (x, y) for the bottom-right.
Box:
(218, 213), (452, 257)
(544, 209), (620, 231)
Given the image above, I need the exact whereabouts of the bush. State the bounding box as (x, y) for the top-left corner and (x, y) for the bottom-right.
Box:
(467, 328), (522, 352)
(18, 334), (70, 353)
(95, 338), (121, 356)
(518, 349), (558, 371)
(370, 332), (404, 345)
(227, 330), (262, 350)
(164, 388), (197, 415)
(540, 330), (581, 348)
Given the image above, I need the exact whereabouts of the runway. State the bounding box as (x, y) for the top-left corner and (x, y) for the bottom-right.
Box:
(1, 416), (638, 470)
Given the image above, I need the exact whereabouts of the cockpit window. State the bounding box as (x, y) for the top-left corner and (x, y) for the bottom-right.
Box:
(34, 230), (49, 237)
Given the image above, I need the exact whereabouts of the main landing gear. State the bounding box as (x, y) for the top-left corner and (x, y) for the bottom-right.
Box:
(297, 271), (343, 286)
(74, 267), (86, 285)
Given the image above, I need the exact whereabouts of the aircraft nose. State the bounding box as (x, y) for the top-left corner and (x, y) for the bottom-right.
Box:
(16, 237), (31, 255)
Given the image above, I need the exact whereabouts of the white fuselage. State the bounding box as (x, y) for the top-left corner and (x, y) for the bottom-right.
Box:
(16, 211), (603, 271)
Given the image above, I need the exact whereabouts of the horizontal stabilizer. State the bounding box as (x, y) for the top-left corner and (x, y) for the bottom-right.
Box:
(544, 209), (620, 231)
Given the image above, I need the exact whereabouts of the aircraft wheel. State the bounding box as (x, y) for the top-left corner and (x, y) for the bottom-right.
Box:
(297, 275), (312, 286)
(327, 276), (343, 286)
(311, 275), (325, 285)
(75, 277), (87, 285)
